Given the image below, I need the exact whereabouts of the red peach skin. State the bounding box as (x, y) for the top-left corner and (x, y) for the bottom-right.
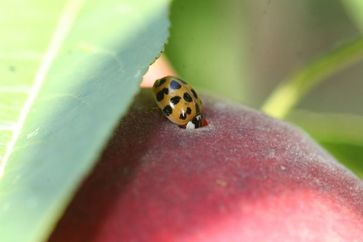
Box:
(49, 90), (363, 242)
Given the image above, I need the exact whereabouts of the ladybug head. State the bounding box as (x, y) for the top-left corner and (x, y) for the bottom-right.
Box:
(185, 114), (208, 129)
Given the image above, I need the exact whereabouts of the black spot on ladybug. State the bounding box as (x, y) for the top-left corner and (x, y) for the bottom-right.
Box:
(186, 107), (192, 114)
(195, 103), (200, 113)
(179, 112), (187, 120)
(163, 105), (173, 116)
(191, 88), (198, 99)
(170, 80), (181, 89)
(170, 96), (181, 105)
(156, 88), (169, 101)
(156, 91), (164, 101)
(183, 92), (192, 102)
(154, 78), (166, 88)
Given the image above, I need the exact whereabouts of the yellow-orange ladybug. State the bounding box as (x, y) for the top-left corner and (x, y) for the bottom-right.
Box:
(152, 76), (204, 129)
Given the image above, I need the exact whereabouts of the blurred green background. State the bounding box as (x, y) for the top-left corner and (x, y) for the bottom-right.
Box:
(164, 0), (363, 178)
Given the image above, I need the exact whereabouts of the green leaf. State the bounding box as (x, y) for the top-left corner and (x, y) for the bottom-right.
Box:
(261, 36), (363, 119)
(0, 1), (170, 242)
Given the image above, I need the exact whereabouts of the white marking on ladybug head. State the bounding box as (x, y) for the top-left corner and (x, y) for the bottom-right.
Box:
(186, 121), (196, 129)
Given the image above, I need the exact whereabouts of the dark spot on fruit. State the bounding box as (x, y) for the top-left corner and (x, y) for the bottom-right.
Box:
(163, 105), (173, 116)
(170, 80), (181, 89)
(183, 92), (192, 102)
(170, 96), (181, 105)
(179, 112), (187, 120)
(191, 89), (198, 99)
(186, 107), (192, 114)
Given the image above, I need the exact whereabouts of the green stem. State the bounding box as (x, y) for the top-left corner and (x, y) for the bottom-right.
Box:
(261, 37), (363, 119)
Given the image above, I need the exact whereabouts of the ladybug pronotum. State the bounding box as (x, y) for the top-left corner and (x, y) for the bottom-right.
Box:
(152, 76), (205, 129)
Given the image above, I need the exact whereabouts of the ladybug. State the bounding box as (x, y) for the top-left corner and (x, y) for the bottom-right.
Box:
(152, 76), (205, 129)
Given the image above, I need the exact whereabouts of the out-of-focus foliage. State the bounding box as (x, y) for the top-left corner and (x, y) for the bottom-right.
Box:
(262, 37), (363, 119)
(323, 143), (363, 178)
(165, 0), (363, 178)
(343, 0), (363, 30)
(165, 0), (249, 103)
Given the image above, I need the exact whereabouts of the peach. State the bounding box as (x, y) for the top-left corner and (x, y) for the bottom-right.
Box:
(50, 90), (363, 242)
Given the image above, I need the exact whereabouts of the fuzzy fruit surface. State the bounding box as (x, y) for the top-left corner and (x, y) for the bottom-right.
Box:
(50, 90), (363, 242)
